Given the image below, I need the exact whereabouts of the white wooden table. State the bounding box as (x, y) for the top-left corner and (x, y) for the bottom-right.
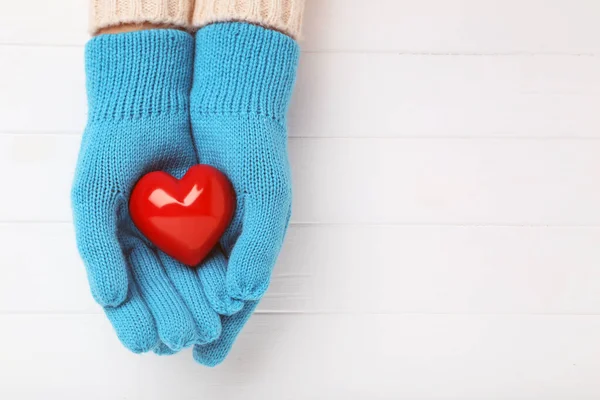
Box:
(1, 1), (599, 398)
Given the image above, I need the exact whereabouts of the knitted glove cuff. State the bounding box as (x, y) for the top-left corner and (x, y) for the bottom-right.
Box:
(192, 0), (305, 40)
(86, 29), (194, 121)
(90, 0), (194, 35)
(192, 22), (300, 120)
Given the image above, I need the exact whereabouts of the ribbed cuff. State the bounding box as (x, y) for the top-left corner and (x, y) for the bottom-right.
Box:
(86, 29), (194, 121)
(90, 0), (194, 35)
(192, 23), (300, 120)
(192, 0), (305, 40)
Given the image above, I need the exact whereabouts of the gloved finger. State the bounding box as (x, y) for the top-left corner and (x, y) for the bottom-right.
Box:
(219, 198), (244, 257)
(104, 282), (158, 353)
(71, 190), (129, 307)
(192, 301), (259, 367)
(197, 249), (244, 316)
(127, 240), (200, 351)
(226, 196), (292, 300)
(158, 252), (223, 344)
(153, 342), (177, 356)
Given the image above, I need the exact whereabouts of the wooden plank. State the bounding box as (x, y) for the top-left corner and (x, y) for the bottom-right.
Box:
(2, 314), (600, 399)
(0, 46), (86, 133)
(291, 53), (600, 138)
(1, 0), (600, 54)
(1, 134), (599, 224)
(0, 0), (87, 45)
(2, 46), (599, 138)
(303, 0), (600, 54)
(2, 223), (600, 314)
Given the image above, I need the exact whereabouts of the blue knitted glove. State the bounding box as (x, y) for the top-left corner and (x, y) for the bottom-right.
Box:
(189, 23), (300, 366)
(72, 30), (222, 353)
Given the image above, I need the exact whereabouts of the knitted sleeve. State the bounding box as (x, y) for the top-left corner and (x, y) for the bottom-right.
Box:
(90, 0), (194, 35)
(192, 0), (306, 39)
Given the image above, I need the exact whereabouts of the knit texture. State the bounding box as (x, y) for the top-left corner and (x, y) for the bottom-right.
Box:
(192, 0), (305, 39)
(190, 22), (300, 366)
(194, 300), (259, 366)
(90, 0), (194, 35)
(72, 30), (222, 354)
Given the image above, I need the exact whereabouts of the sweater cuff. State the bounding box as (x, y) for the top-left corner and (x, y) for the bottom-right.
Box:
(86, 30), (194, 121)
(90, 0), (194, 35)
(192, 23), (300, 120)
(192, 0), (305, 40)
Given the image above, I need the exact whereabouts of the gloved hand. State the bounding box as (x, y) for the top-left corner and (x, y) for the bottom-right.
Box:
(189, 23), (301, 366)
(72, 30), (222, 354)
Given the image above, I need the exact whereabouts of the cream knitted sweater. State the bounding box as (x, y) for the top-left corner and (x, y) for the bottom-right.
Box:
(90, 0), (305, 39)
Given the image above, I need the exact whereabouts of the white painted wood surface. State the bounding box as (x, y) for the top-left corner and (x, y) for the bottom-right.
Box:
(1, 1), (600, 398)
(3, 48), (600, 137)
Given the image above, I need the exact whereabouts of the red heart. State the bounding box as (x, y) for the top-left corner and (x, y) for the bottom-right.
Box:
(129, 165), (235, 267)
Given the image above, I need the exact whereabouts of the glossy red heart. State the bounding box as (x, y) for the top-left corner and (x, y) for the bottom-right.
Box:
(129, 165), (235, 267)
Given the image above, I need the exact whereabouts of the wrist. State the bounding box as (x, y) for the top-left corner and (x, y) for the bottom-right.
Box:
(90, 0), (194, 35)
(192, 0), (306, 40)
(96, 22), (185, 36)
(191, 23), (300, 120)
(86, 30), (194, 121)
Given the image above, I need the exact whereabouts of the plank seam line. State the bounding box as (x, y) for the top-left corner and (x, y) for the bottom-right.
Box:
(2, 311), (600, 316)
(4, 132), (600, 141)
(2, 221), (600, 228)
(0, 42), (598, 57)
